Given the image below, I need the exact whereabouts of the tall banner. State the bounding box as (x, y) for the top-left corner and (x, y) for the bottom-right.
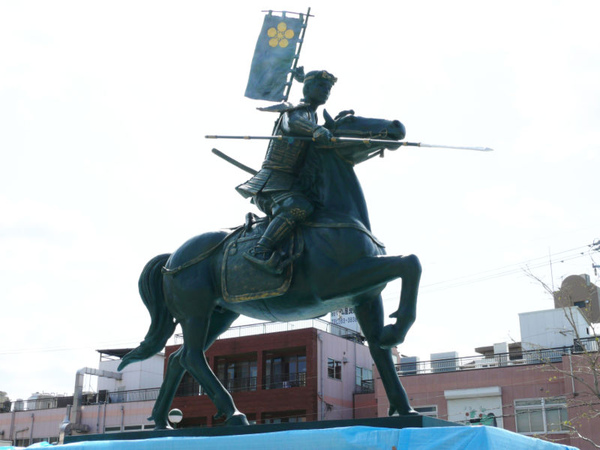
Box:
(245, 12), (305, 102)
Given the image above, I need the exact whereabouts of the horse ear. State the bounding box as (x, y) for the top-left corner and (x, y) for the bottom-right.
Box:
(323, 109), (335, 129)
(334, 109), (355, 120)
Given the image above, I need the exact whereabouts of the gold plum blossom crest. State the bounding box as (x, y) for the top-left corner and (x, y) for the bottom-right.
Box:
(267, 22), (294, 48)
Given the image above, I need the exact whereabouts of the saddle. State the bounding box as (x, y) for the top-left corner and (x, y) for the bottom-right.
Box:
(221, 214), (303, 303)
(163, 212), (383, 304)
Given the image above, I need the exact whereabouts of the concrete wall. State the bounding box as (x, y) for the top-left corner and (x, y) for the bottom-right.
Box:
(98, 354), (164, 392)
(0, 401), (155, 444)
(373, 356), (600, 449)
(519, 307), (589, 351)
(318, 332), (373, 421)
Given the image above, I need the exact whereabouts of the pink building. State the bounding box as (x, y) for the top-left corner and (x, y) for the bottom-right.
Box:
(375, 302), (600, 449)
(0, 319), (376, 445)
(166, 319), (377, 426)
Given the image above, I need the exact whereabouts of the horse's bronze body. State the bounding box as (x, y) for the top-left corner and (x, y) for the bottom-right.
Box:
(119, 112), (421, 428)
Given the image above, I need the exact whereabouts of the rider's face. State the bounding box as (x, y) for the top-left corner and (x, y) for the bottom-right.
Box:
(305, 79), (333, 106)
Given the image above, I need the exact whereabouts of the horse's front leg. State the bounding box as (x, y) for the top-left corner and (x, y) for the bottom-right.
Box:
(381, 254), (421, 348)
(331, 253), (421, 348)
(355, 296), (417, 416)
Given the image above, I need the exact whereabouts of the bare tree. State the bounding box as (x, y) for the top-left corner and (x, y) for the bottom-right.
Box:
(526, 269), (600, 448)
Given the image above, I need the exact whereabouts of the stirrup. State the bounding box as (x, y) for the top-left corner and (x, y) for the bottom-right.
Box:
(243, 249), (283, 275)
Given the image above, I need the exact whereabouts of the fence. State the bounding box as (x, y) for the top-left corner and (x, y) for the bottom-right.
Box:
(397, 337), (600, 377)
(174, 318), (363, 344)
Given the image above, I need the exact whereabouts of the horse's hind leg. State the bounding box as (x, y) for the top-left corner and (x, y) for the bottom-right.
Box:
(355, 295), (416, 416)
(179, 314), (248, 426)
(151, 309), (240, 429)
(151, 347), (185, 429)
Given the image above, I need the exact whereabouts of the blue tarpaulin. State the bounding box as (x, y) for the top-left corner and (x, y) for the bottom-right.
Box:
(5, 426), (579, 449)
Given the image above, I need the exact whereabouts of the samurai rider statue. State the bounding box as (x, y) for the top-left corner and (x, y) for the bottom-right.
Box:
(236, 70), (337, 274)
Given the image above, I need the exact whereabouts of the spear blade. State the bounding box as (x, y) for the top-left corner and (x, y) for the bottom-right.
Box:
(412, 142), (494, 152)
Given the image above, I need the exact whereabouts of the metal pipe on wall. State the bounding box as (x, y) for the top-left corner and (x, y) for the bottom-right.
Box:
(28, 413), (34, 445)
(317, 333), (324, 421)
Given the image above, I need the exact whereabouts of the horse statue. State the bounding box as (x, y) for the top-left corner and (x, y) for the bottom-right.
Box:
(118, 110), (422, 428)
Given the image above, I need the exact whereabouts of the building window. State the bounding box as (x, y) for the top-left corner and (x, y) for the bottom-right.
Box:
(262, 410), (306, 424)
(328, 358), (342, 380)
(264, 351), (307, 389)
(355, 366), (373, 393)
(414, 405), (438, 418)
(216, 355), (257, 393)
(515, 397), (568, 434)
(177, 372), (201, 397)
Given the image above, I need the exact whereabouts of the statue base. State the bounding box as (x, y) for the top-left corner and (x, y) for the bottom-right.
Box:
(65, 415), (455, 444)
(62, 416), (576, 449)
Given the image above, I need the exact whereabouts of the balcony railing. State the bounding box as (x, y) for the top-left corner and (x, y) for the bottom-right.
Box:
(263, 372), (307, 390)
(355, 379), (374, 394)
(397, 338), (600, 377)
(0, 388), (161, 412)
(106, 388), (160, 404)
(174, 318), (363, 344)
(217, 376), (258, 393)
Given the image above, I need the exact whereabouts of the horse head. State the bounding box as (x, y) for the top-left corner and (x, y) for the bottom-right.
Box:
(322, 109), (406, 165)
(300, 110), (406, 226)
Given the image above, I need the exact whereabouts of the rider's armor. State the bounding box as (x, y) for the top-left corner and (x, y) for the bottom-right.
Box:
(236, 104), (318, 199)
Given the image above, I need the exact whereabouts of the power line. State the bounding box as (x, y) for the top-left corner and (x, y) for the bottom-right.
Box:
(382, 244), (593, 303)
(423, 246), (590, 292)
(0, 338), (144, 356)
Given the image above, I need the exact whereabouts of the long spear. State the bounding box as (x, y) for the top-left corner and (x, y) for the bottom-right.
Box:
(205, 134), (494, 152)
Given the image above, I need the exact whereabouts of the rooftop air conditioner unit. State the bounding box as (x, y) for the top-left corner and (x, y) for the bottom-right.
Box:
(431, 351), (458, 373)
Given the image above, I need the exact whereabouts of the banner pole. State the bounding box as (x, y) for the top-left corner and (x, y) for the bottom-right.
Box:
(282, 7), (311, 102)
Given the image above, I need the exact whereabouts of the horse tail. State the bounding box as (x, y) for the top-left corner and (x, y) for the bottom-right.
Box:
(118, 253), (175, 371)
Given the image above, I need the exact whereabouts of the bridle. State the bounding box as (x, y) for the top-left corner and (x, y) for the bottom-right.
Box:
(328, 110), (394, 140)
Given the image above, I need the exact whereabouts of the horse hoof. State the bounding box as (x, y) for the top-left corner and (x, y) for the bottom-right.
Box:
(379, 324), (404, 348)
(388, 309), (401, 319)
(225, 413), (249, 426)
(389, 406), (419, 416)
(149, 415), (172, 430)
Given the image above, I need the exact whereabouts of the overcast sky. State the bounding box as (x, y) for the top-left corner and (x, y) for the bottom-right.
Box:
(1, 1), (599, 401)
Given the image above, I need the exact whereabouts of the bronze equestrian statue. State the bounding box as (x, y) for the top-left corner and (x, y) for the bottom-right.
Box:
(119, 102), (421, 429)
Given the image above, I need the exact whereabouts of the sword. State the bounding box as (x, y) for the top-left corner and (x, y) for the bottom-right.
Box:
(205, 135), (493, 152)
(211, 148), (257, 175)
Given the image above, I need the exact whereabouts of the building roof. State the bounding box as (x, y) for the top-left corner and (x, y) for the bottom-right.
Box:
(474, 342), (522, 357)
(96, 348), (132, 358)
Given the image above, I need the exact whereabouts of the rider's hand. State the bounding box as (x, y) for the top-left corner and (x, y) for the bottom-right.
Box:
(313, 126), (333, 144)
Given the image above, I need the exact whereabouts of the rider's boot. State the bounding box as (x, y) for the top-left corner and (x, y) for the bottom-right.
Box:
(243, 216), (293, 275)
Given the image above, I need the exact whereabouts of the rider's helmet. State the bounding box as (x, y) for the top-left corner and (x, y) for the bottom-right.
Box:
(302, 70), (337, 105)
